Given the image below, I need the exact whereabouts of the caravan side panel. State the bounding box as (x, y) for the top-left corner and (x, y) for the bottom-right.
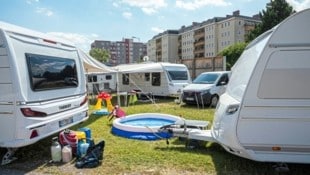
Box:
(235, 9), (310, 163)
(237, 49), (310, 163)
(0, 22), (89, 148)
(119, 72), (170, 96)
(0, 33), (16, 143)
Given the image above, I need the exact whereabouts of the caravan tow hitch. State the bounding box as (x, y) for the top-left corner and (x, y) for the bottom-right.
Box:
(1, 148), (18, 165)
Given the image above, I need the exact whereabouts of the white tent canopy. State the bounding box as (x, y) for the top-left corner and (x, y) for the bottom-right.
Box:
(77, 49), (116, 74)
(112, 62), (186, 73)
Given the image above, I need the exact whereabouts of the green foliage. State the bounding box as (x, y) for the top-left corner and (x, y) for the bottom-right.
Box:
(246, 0), (294, 42)
(219, 42), (247, 70)
(89, 48), (110, 63)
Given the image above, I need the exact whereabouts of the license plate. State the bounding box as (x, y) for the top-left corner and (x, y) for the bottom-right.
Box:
(59, 117), (73, 127)
(186, 97), (194, 101)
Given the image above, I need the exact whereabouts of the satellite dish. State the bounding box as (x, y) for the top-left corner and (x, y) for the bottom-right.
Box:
(143, 56), (149, 62)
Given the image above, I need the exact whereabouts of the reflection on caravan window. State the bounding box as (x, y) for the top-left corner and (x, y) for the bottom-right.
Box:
(122, 73), (129, 85)
(167, 70), (188, 80)
(165, 66), (189, 81)
(152, 72), (160, 86)
(26, 53), (78, 91)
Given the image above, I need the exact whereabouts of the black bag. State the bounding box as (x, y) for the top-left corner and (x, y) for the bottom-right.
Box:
(75, 140), (105, 168)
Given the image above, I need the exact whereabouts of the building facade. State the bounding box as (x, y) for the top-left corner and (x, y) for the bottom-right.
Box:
(147, 10), (261, 63)
(91, 38), (147, 66)
(151, 30), (179, 63)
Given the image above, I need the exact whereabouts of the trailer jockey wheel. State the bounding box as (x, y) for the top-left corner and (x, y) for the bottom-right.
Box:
(1, 148), (18, 165)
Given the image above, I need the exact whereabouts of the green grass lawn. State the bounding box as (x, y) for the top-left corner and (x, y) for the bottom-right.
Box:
(1, 98), (309, 175)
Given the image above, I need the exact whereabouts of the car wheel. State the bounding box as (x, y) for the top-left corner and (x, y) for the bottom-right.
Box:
(210, 95), (219, 108)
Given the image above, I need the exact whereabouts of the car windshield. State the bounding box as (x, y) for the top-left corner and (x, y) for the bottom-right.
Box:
(193, 73), (219, 84)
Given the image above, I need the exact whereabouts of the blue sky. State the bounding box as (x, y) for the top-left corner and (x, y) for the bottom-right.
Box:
(1, 0), (309, 52)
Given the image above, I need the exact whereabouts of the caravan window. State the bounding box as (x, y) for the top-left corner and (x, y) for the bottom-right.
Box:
(145, 73), (150, 81)
(106, 75), (112, 80)
(165, 66), (189, 81)
(151, 72), (161, 86)
(122, 73), (129, 85)
(167, 70), (188, 81)
(88, 75), (97, 82)
(26, 53), (78, 91)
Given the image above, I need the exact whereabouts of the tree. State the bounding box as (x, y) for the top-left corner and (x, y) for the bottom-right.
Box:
(246, 0), (294, 42)
(218, 42), (248, 70)
(89, 48), (110, 63)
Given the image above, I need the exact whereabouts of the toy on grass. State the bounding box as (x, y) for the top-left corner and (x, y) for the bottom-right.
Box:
(108, 105), (126, 121)
(92, 92), (113, 115)
(98, 92), (114, 112)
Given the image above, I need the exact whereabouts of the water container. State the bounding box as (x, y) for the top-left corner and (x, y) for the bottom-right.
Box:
(51, 137), (62, 162)
(59, 129), (78, 155)
(62, 145), (72, 163)
(77, 140), (89, 158)
(79, 127), (91, 139)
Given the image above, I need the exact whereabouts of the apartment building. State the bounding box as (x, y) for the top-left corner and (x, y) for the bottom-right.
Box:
(91, 38), (147, 66)
(147, 10), (261, 63)
(151, 30), (179, 62)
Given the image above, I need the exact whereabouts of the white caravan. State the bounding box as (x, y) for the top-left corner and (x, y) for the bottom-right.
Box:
(213, 8), (310, 164)
(160, 9), (310, 164)
(114, 62), (191, 97)
(0, 21), (88, 164)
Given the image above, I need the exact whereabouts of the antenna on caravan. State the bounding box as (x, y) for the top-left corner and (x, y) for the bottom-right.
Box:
(143, 56), (149, 62)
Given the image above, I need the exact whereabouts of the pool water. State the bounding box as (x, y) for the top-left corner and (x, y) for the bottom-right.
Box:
(121, 118), (174, 127)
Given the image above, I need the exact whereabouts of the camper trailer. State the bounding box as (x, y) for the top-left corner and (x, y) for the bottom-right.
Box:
(0, 21), (88, 164)
(160, 9), (310, 165)
(87, 73), (116, 94)
(213, 9), (310, 164)
(114, 62), (191, 97)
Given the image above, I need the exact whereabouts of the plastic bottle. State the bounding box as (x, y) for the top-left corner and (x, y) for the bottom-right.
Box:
(78, 140), (89, 158)
(51, 137), (62, 162)
(62, 145), (72, 163)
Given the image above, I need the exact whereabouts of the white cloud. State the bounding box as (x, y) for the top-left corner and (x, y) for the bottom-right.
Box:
(48, 32), (99, 52)
(122, 12), (132, 19)
(121, 0), (167, 14)
(142, 7), (157, 15)
(151, 27), (165, 33)
(175, 0), (232, 10)
(112, 2), (119, 8)
(287, 0), (310, 11)
(36, 7), (53, 16)
(26, 0), (39, 4)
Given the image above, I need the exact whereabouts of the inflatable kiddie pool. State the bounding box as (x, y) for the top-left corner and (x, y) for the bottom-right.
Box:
(111, 113), (181, 140)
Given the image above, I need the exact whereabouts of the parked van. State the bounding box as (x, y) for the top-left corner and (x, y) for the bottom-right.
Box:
(182, 71), (230, 107)
(0, 21), (88, 164)
(212, 9), (310, 163)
